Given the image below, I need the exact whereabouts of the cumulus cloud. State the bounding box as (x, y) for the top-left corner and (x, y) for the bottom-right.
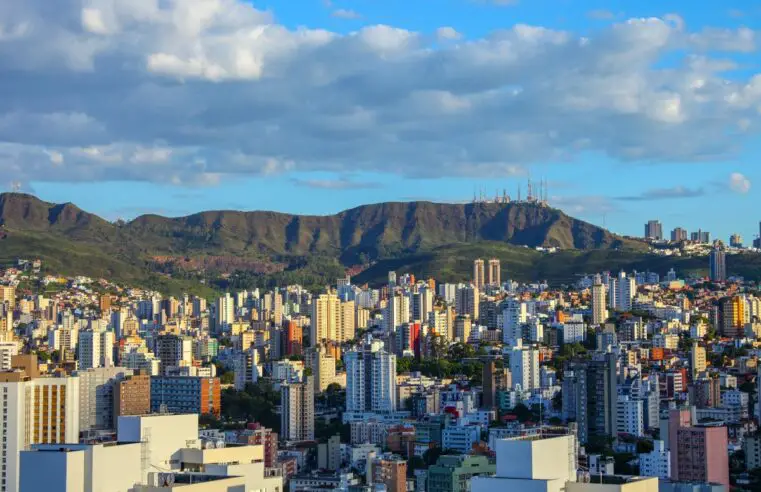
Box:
(0, 1), (759, 187)
(728, 172), (751, 193)
(436, 27), (462, 41)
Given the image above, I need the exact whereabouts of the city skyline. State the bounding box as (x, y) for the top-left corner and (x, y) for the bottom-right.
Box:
(1, 0), (760, 241)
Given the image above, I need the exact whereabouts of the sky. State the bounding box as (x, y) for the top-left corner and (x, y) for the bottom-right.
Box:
(1, 0), (761, 242)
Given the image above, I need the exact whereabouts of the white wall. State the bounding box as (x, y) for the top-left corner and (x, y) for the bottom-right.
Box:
(20, 449), (85, 492)
(118, 414), (199, 481)
(495, 436), (574, 482)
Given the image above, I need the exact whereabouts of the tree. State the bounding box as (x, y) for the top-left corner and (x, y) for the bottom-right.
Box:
(448, 343), (475, 360)
(397, 357), (413, 374)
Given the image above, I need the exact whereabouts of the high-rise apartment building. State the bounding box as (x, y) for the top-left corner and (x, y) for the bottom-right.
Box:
(508, 344), (540, 391)
(668, 408), (729, 488)
(150, 376), (221, 417)
(305, 345), (337, 393)
(346, 336), (397, 413)
(502, 298), (527, 345)
(718, 295), (746, 338)
(473, 259), (485, 290)
(562, 353), (617, 444)
(373, 456), (407, 492)
(455, 284), (479, 320)
(113, 373), (151, 425)
(730, 233), (743, 248)
(591, 280), (607, 325)
(645, 220), (663, 240)
(285, 321), (303, 356)
(0, 286), (15, 310)
(154, 334), (193, 374)
(76, 366), (132, 432)
(77, 330), (115, 370)
(215, 293), (235, 333)
(709, 245), (726, 282)
(690, 342), (707, 381)
(311, 294), (355, 345)
(410, 287), (434, 323)
(385, 292), (410, 334)
(488, 259), (501, 286)
(281, 375), (315, 443)
(0, 370), (80, 492)
(608, 271), (635, 311)
(671, 227), (688, 242)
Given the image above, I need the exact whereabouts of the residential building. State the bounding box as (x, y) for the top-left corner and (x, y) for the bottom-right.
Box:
(305, 345), (337, 393)
(639, 440), (670, 479)
(372, 456), (407, 492)
(76, 366), (132, 432)
(114, 373), (151, 424)
(690, 342), (707, 380)
(591, 280), (607, 326)
(709, 246), (726, 282)
(616, 395), (644, 437)
(154, 334), (192, 375)
(427, 455), (496, 492)
(345, 336), (397, 413)
(488, 259), (501, 287)
(150, 376), (221, 417)
(77, 330), (115, 370)
(473, 259), (485, 290)
(669, 408), (729, 488)
(0, 371), (81, 492)
(645, 220), (663, 240)
(562, 353), (617, 444)
(508, 343), (540, 390)
(455, 285), (479, 320)
(281, 375), (315, 443)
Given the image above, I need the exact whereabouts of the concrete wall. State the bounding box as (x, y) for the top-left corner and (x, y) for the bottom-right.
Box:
(471, 477), (567, 492)
(118, 414), (199, 481)
(495, 436), (574, 481)
(180, 445), (262, 466)
(89, 443), (142, 492)
(566, 478), (659, 492)
(20, 449), (85, 492)
(135, 476), (246, 492)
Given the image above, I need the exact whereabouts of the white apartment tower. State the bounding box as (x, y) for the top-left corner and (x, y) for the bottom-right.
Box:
(508, 344), (540, 390)
(346, 336), (397, 413)
(502, 299), (528, 346)
(0, 375), (81, 492)
(215, 293), (235, 333)
(77, 330), (115, 370)
(591, 279), (608, 325)
(281, 375), (315, 443)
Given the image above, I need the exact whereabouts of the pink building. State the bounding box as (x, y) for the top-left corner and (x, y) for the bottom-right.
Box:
(669, 409), (729, 488)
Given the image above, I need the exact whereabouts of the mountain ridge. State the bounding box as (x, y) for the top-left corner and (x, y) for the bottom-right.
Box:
(0, 192), (658, 292)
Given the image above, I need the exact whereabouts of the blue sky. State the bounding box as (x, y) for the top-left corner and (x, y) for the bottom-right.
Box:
(1, 0), (760, 242)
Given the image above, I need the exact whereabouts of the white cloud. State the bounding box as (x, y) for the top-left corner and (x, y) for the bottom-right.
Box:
(331, 9), (361, 20)
(0, 1), (759, 187)
(436, 27), (462, 41)
(44, 150), (64, 166)
(729, 172), (751, 193)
